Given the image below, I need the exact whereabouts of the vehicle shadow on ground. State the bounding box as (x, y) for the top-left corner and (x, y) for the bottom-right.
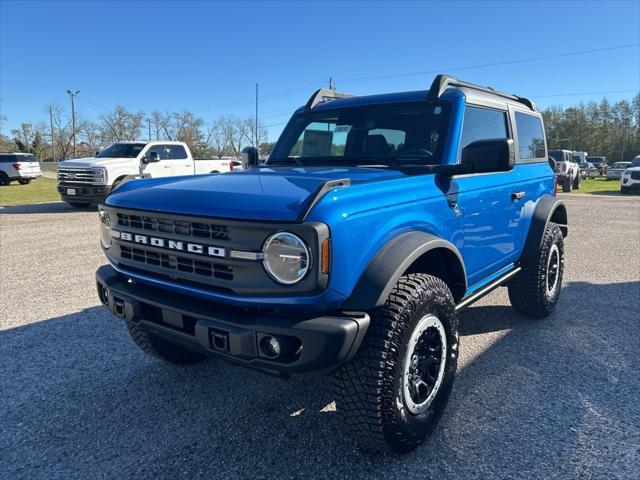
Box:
(2, 281), (638, 479)
(0, 202), (96, 214)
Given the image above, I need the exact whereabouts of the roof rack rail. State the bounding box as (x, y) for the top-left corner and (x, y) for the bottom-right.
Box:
(427, 74), (536, 111)
(305, 88), (356, 110)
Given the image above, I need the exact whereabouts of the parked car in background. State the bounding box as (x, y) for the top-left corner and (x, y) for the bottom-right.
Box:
(549, 149), (580, 191)
(587, 156), (607, 175)
(573, 151), (588, 164)
(57, 141), (241, 208)
(578, 162), (598, 179)
(606, 161), (632, 181)
(0, 153), (43, 186)
(620, 156), (640, 194)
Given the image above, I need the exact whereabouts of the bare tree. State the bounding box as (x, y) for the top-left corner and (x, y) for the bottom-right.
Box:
(99, 105), (144, 144)
(240, 117), (268, 148)
(11, 122), (34, 152)
(47, 104), (74, 160)
(204, 119), (229, 158)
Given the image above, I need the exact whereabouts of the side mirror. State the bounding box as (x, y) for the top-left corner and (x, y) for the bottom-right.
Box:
(461, 138), (515, 173)
(95, 150), (100, 156)
(241, 147), (259, 170)
(142, 152), (161, 164)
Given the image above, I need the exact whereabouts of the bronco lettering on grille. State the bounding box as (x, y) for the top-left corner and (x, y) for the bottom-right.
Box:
(114, 230), (226, 258)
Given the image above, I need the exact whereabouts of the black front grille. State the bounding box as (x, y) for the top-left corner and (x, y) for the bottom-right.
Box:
(631, 171), (640, 180)
(117, 212), (231, 241)
(120, 245), (233, 281)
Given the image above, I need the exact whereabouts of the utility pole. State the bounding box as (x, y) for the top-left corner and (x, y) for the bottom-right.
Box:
(66, 89), (80, 158)
(49, 105), (56, 163)
(255, 83), (259, 147)
(148, 119), (152, 141)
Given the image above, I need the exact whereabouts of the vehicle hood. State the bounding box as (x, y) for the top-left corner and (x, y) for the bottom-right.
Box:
(59, 157), (137, 168)
(106, 167), (406, 221)
(625, 166), (640, 172)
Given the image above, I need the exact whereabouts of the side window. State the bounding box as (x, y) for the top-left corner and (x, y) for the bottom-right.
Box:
(145, 144), (166, 160)
(167, 145), (188, 159)
(460, 106), (508, 152)
(515, 112), (546, 160)
(0, 154), (16, 162)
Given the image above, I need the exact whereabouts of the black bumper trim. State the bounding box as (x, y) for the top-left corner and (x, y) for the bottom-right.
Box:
(96, 265), (369, 375)
(58, 183), (112, 203)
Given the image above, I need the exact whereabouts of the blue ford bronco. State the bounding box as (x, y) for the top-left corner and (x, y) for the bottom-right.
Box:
(96, 75), (568, 453)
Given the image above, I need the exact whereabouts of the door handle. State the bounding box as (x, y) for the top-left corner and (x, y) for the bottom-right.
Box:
(511, 191), (525, 201)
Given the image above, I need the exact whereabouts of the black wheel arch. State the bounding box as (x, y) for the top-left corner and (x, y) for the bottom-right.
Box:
(520, 195), (568, 264)
(342, 231), (467, 310)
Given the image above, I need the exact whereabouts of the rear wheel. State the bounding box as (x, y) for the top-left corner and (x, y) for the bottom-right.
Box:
(572, 172), (581, 189)
(66, 201), (91, 208)
(0, 172), (9, 186)
(508, 222), (564, 318)
(562, 177), (572, 192)
(334, 274), (458, 453)
(126, 321), (208, 365)
(18, 178), (32, 185)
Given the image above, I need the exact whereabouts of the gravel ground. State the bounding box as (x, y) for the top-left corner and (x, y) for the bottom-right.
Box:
(1, 195), (639, 480)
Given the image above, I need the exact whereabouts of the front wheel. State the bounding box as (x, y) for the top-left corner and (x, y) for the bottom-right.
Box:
(18, 178), (32, 185)
(126, 321), (208, 365)
(334, 274), (459, 453)
(508, 222), (564, 318)
(0, 172), (9, 186)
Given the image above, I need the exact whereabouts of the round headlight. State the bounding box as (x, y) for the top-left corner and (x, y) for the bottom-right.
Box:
(262, 232), (310, 285)
(99, 209), (111, 249)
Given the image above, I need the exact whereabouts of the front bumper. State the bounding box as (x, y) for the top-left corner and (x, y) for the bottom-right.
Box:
(58, 182), (112, 203)
(96, 265), (369, 376)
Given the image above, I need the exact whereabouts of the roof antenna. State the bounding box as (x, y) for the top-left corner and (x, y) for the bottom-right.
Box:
(328, 76), (335, 91)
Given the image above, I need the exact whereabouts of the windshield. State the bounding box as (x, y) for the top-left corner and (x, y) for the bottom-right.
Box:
(631, 158), (640, 167)
(611, 162), (630, 168)
(97, 143), (147, 158)
(269, 102), (451, 167)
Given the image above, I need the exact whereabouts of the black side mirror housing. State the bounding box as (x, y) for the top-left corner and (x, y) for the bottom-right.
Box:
(141, 152), (161, 164)
(461, 138), (515, 173)
(241, 147), (259, 170)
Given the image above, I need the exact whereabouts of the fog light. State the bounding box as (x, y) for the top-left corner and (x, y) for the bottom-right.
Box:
(259, 335), (281, 359)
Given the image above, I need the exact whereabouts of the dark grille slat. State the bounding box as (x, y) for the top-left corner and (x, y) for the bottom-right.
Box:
(116, 212), (231, 241)
(119, 245), (231, 281)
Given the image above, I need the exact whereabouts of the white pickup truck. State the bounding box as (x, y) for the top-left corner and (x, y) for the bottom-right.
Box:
(57, 141), (241, 207)
(549, 149), (581, 192)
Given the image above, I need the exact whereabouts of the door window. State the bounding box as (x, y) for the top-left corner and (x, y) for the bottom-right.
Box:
(515, 112), (546, 160)
(167, 145), (188, 159)
(460, 106), (508, 152)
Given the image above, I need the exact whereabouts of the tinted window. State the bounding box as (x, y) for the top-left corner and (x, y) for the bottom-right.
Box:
(548, 151), (564, 163)
(0, 154), (16, 162)
(168, 145), (188, 159)
(460, 106), (508, 152)
(145, 144), (167, 159)
(97, 143), (146, 158)
(515, 112), (545, 160)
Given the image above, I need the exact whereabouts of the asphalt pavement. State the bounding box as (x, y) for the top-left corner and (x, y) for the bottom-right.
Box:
(1, 194), (639, 479)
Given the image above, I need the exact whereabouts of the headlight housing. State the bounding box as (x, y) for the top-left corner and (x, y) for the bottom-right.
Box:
(262, 232), (310, 284)
(99, 209), (111, 249)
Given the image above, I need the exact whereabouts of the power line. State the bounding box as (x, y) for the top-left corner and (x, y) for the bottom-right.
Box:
(338, 43), (640, 84)
(531, 89), (638, 98)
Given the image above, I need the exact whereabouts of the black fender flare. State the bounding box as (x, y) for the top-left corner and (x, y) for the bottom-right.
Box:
(520, 195), (568, 264)
(341, 231), (467, 310)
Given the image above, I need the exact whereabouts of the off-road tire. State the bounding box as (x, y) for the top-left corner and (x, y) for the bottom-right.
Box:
(0, 172), (9, 186)
(66, 201), (91, 209)
(334, 274), (459, 453)
(572, 172), (581, 190)
(562, 177), (572, 192)
(508, 222), (564, 318)
(126, 321), (208, 365)
(18, 178), (31, 185)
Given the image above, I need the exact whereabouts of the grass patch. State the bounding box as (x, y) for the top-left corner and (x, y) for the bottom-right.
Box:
(566, 177), (621, 195)
(0, 177), (60, 206)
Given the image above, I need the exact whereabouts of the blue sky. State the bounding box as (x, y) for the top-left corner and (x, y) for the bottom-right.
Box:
(1, 0), (639, 141)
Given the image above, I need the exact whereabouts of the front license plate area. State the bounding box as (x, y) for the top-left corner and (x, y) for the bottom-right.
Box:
(67, 188), (76, 195)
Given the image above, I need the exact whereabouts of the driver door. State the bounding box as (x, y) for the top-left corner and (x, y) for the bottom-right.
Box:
(141, 144), (173, 178)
